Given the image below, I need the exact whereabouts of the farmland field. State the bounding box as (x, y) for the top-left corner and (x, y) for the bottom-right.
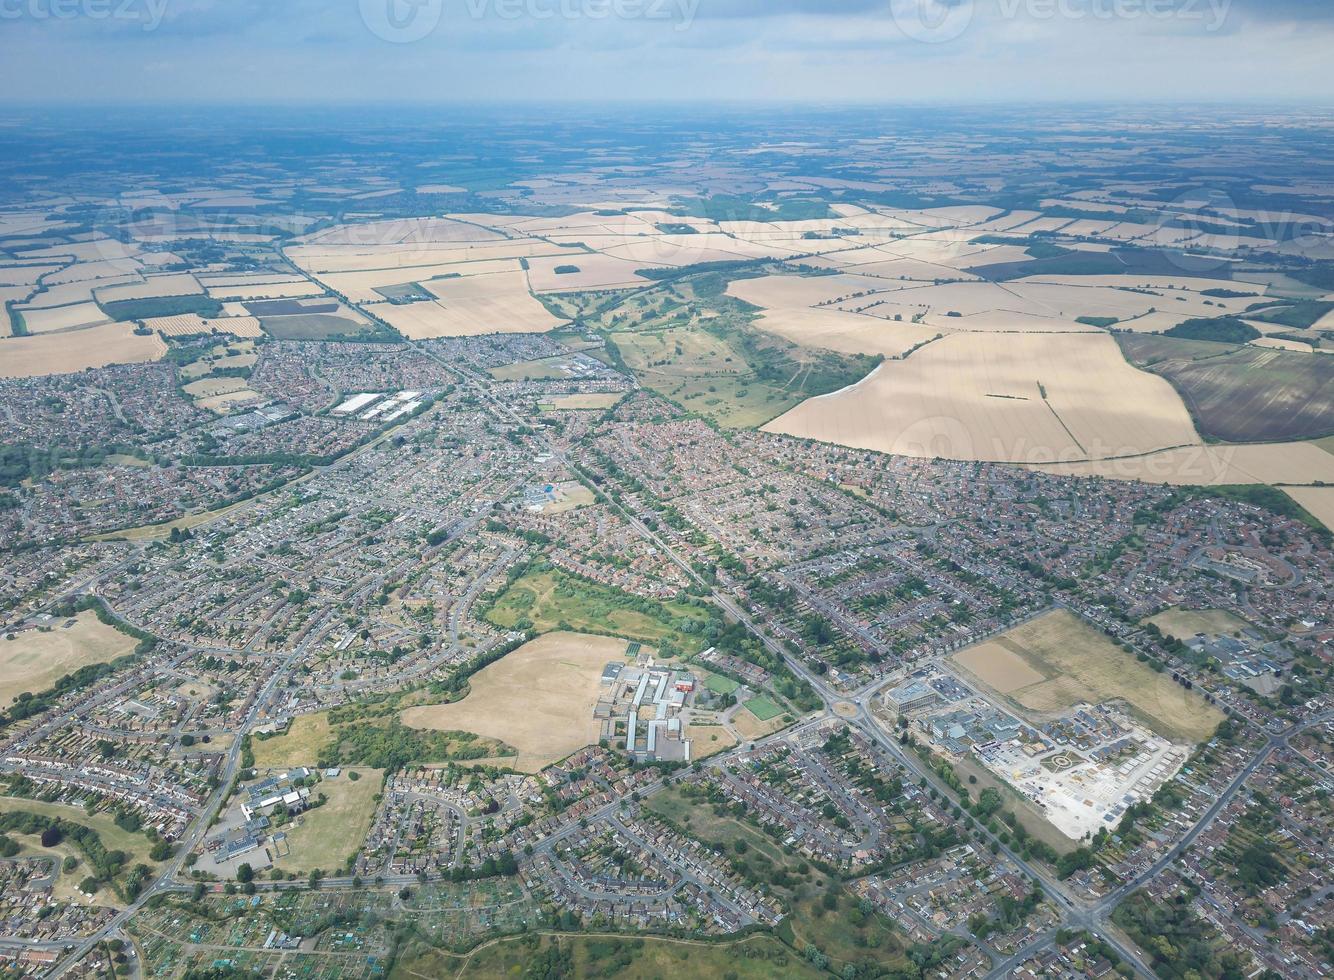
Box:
(0, 611), (137, 708)
(950, 609), (1223, 743)
(1283, 486), (1334, 532)
(0, 322), (165, 378)
(1027, 440), (1334, 486)
(764, 331), (1198, 463)
(400, 632), (630, 772)
(1117, 334), (1334, 442)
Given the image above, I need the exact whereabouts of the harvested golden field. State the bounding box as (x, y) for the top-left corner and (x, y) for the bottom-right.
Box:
(15, 301), (110, 334)
(0, 612), (136, 708)
(0, 322), (165, 378)
(378, 269), (566, 338)
(748, 307), (940, 359)
(1284, 486), (1334, 532)
(1147, 607), (1251, 641)
(400, 632), (632, 772)
(950, 610), (1222, 744)
(204, 281), (325, 300)
(145, 313), (263, 338)
(195, 388), (261, 412)
(1027, 441), (1334, 486)
(94, 272), (201, 303)
(763, 332), (1199, 464)
(525, 253), (651, 293)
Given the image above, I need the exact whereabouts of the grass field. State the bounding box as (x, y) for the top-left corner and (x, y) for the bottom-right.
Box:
(950, 609), (1223, 744)
(251, 713), (334, 768)
(703, 672), (740, 695)
(611, 321), (876, 430)
(0, 612), (137, 708)
(401, 632), (630, 772)
(1146, 607), (1252, 641)
(743, 695), (784, 721)
(1118, 334), (1334, 443)
(645, 785), (906, 973)
(540, 393), (624, 411)
(0, 795), (160, 881)
(488, 356), (580, 381)
(483, 564), (713, 653)
(394, 933), (823, 980)
(277, 769), (384, 874)
(260, 314), (379, 340)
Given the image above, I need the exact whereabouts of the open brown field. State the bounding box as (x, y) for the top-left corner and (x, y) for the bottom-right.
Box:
(94, 272), (201, 303)
(0, 322), (165, 378)
(251, 713), (334, 768)
(1027, 440), (1334, 486)
(0, 612), (137, 708)
(14, 301), (111, 333)
(401, 632), (632, 772)
(1283, 486), (1334, 532)
(525, 252), (651, 293)
(277, 768), (384, 874)
(764, 332), (1199, 464)
(1147, 607), (1252, 641)
(951, 610), (1222, 744)
(541, 393), (624, 411)
(377, 268), (566, 338)
(1118, 334), (1334, 443)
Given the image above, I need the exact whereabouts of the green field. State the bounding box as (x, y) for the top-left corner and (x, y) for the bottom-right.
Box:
(483, 563), (715, 655)
(261, 315), (386, 341)
(276, 769), (384, 874)
(394, 933), (823, 980)
(704, 671), (740, 695)
(743, 696), (784, 721)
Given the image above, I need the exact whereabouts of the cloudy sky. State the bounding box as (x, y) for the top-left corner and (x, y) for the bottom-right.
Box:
(1, 0), (1331, 104)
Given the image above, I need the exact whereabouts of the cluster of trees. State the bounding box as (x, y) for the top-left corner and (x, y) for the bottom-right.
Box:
(1112, 890), (1249, 980)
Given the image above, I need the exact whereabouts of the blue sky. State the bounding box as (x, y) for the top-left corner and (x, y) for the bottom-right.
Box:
(1, 0), (1331, 104)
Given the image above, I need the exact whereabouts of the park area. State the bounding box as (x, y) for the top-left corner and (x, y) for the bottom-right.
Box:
(951, 610), (1223, 744)
(482, 563), (714, 653)
(0, 612), (137, 708)
(400, 632), (633, 772)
